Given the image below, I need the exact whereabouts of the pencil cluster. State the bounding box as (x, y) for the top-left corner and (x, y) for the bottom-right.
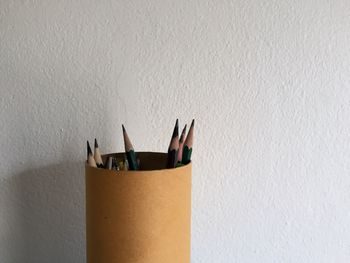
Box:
(86, 139), (130, 170)
(86, 119), (194, 170)
(167, 119), (194, 168)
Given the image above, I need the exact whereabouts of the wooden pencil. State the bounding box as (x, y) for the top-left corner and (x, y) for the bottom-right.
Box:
(177, 124), (187, 163)
(123, 158), (129, 171)
(94, 138), (104, 168)
(167, 119), (179, 168)
(122, 124), (139, 170)
(104, 156), (113, 170)
(112, 157), (119, 170)
(182, 119), (194, 164)
(87, 140), (97, 167)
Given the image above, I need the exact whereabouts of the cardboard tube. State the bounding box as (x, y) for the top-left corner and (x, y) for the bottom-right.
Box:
(85, 152), (191, 263)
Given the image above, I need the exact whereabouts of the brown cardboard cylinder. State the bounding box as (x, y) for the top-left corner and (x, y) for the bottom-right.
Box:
(85, 152), (191, 263)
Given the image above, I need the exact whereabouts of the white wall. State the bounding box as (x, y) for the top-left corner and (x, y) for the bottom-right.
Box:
(1, 0), (350, 262)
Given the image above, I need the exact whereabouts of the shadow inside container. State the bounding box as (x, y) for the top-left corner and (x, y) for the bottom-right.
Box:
(1, 162), (85, 263)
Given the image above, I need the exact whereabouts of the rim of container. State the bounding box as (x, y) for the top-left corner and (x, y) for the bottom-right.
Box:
(84, 151), (192, 173)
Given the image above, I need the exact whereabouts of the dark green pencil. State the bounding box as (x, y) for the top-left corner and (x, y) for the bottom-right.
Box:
(182, 119), (194, 164)
(122, 124), (139, 170)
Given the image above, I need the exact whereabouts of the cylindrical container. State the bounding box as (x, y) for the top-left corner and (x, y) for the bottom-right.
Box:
(85, 152), (192, 263)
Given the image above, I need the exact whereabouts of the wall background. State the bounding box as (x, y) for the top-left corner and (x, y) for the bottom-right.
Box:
(1, 0), (350, 262)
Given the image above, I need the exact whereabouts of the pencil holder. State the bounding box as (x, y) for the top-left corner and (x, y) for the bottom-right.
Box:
(85, 152), (192, 263)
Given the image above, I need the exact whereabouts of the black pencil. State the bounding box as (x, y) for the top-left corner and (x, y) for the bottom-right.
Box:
(167, 119), (179, 168)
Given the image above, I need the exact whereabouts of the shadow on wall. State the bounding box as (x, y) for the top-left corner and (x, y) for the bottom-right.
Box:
(1, 162), (85, 263)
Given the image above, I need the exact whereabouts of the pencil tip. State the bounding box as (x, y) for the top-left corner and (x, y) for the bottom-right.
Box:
(181, 124), (187, 135)
(122, 124), (126, 132)
(179, 124), (187, 143)
(191, 119), (195, 127)
(87, 141), (92, 155)
(94, 138), (98, 148)
(172, 119), (179, 138)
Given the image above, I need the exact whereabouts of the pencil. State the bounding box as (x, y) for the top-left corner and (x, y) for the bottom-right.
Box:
(123, 158), (129, 171)
(177, 124), (187, 163)
(94, 138), (104, 168)
(167, 119), (179, 168)
(87, 140), (97, 167)
(112, 157), (119, 170)
(122, 124), (139, 170)
(182, 119), (194, 164)
(104, 156), (113, 170)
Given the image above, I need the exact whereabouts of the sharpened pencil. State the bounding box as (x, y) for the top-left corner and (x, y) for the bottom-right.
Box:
(167, 119), (179, 168)
(87, 141), (97, 167)
(122, 124), (139, 170)
(177, 124), (187, 163)
(94, 138), (104, 168)
(182, 119), (194, 164)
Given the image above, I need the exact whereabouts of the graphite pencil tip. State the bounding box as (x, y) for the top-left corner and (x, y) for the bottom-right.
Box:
(172, 119), (179, 139)
(122, 124), (135, 152)
(179, 124), (187, 142)
(87, 140), (92, 156)
(167, 119), (180, 167)
(184, 119), (194, 149)
(94, 138), (98, 148)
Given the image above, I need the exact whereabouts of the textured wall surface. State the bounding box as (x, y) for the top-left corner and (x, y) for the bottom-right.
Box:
(1, 0), (350, 262)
